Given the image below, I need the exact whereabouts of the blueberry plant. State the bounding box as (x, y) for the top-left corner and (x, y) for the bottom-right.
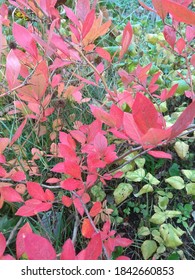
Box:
(0, 0), (195, 260)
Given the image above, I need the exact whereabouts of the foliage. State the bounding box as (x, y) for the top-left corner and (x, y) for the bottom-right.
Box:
(0, 0), (195, 260)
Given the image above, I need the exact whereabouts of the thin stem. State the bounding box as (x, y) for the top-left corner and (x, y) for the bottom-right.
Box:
(72, 211), (80, 246)
(72, 191), (110, 260)
(6, 218), (23, 246)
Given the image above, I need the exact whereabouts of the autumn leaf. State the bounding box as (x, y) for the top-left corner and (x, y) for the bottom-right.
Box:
(82, 218), (95, 238)
(13, 23), (38, 59)
(24, 233), (56, 260)
(119, 22), (133, 60)
(152, 0), (167, 20)
(169, 101), (195, 140)
(60, 239), (76, 260)
(6, 50), (21, 90)
(89, 201), (102, 217)
(0, 186), (23, 203)
(10, 119), (27, 146)
(16, 223), (32, 259)
(76, 0), (90, 22)
(162, 0), (195, 25)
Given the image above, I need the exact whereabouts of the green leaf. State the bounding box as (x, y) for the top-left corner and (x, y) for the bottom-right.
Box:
(141, 240), (157, 260)
(134, 157), (145, 168)
(153, 235), (164, 244)
(182, 170), (195, 182)
(151, 230), (160, 237)
(150, 212), (166, 224)
(157, 244), (166, 254)
(165, 176), (185, 190)
(158, 196), (169, 210)
(90, 185), (106, 201)
(134, 184), (153, 197)
(165, 210), (181, 219)
(160, 224), (184, 248)
(138, 226), (150, 237)
(126, 168), (145, 182)
(186, 183), (195, 195)
(113, 183), (133, 205)
(168, 163), (180, 176)
(120, 163), (134, 173)
(174, 141), (189, 159)
(146, 173), (160, 185)
(167, 252), (180, 260)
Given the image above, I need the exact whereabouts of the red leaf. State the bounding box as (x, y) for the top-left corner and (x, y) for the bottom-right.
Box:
(59, 131), (76, 149)
(0, 166), (7, 177)
(94, 62), (104, 83)
(84, 232), (102, 260)
(176, 38), (186, 54)
(136, 63), (152, 84)
(141, 128), (171, 147)
(186, 26), (195, 42)
(0, 186), (23, 203)
(169, 101), (195, 140)
(10, 118), (27, 146)
(51, 74), (61, 88)
(160, 84), (178, 101)
(191, 54), (195, 67)
(24, 233), (56, 260)
(73, 73), (97, 86)
(82, 218), (95, 238)
(116, 256), (130, 260)
(61, 178), (84, 191)
(82, 9), (95, 39)
(62, 195), (72, 207)
(0, 138), (9, 154)
(64, 161), (81, 179)
(148, 150), (172, 159)
(15, 199), (52, 216)
(70, 130), (86, 144)
(114, 236), (133, 247)
(60, 239), (76, 260)
(110, 105), (124, 128)
(76, 0), (90, 22)
(45, 178), (60, 184)
(51, 162), (65, 173)
(123, 113), (142, 143)
(119, 22), (133, 60)
(16, 61), (48, 103)
(95, 47), (111, 63)
(73, 197), (85, 216)
(0, 232), (6, 257)
(163, 25), (176, 49)
(64, 6), (81, 28)
(152, 0), (167, 20)
(45, 189), (55, 202)
(162, 0), (195, 25)
(13, 23), (38, 58)
(58, 144), (77, 160)
(50, 33), (70, 57)
(90, 105), (115, 127)
(148, 71), (161, 93)
(89, 201), (102, 217)
(11, 171), (26, 182)
(138, 0), (156, 13)
(94, 133), (107, 154)
(132, 93), (160, 134)
(27, 182), (46, 201)
(16, 223), (32, 259)
(6, 50), (21, 90)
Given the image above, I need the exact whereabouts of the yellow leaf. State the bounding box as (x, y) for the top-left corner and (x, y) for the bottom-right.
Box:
(174, 141), (189, 159)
